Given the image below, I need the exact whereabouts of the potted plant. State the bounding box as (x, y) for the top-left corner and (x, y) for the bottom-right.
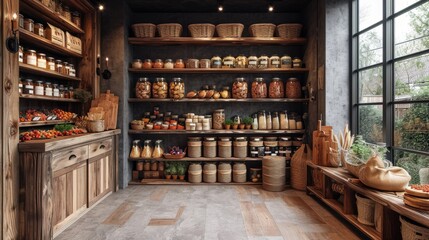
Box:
(170, 163), (178, 180)
(224, 119), (233, 130)
(242, 116), (253, 129)
(164, 168), (172, 180)
(177, 163), (186, 180)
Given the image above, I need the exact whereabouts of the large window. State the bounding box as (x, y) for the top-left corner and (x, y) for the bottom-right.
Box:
(351, 0), (429, 184)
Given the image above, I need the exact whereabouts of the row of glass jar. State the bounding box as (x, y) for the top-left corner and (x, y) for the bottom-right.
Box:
(19, 78), (74, 98)
(19, 47), (76, 77)
(130, 139), (164, 159)
(132, 55), (303, 69)
(136, 77), (185, 99)
(32, 0), (81, 27)
(236, 77), (302, 99)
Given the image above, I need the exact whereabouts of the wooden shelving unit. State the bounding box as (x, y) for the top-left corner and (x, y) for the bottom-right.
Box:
(19, 120), (73, 128)
(128, 129), (305, 135)
(129, 157), (263, 162)
(19, 63), (82, 82)
(129, 68), (309, 74)
(128, 37), (307, 46)
(20, 94), (79, 102)
(129, 180), (262, 185)
(128, 98), (309, 103)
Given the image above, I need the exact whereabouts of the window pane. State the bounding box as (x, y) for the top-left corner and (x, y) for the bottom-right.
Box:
(395, 150), (429, 184)
(358, 105), (384, 143)
(359, 25), (383, 68)
(359, 66), (383, 103)
(394, 53), (429, 100)
(395, 0), (422, 13)
(394, 2), (429, 58)
(359, 0), (383, 31)
(394, 102), (429, 152)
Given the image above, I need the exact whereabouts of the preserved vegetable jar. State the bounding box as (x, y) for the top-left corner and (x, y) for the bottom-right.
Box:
(153, 59), (164, 68)
(47, 57), (55, 71)
(169, 77), (185, 99)
(132, 59), (142, 68)
(136, 77), (151, 99)
(164, 59), (174, 69)
(55, 60), (63, 73)
(281, 55), (292, 68)
(211, 55), (222, 68)
(174, 59), (185, 68)
(23, 79), (34, 95)
(212, 109), (225, 130)
(269, 77), (284, 98)
(257, 54), (269, 68)
(72, 11), (81, 27)
(143, 59), (152, 69)
(25, 49), (37, 66)
(251, 78), (267, 98)
(63, 62), (70, 75)
(248, 55), (258, 69)
(269, 55), (280, 68)
(24, 18), (34, 32)
(34, 23), (44, 37)
(232, 78), (248, 99)
(37, 53), (47, 69)
(152, 77), (168, 98)
(222, 55), (235, 68)
(235, 54), (247, 68)
(285, 78), (302, 98)
(34, 80), (44, 96)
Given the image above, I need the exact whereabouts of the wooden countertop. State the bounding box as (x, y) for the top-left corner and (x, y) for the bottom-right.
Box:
(18, 129), (121, 153)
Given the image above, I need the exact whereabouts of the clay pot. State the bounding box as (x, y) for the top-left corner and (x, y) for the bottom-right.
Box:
(179, 175), (185, 180)
(224, 124), (231, 130)
(239, 124), (245, 129)
(172, 175), (178, 180)
(165, 175), (172, 180)
(232, 124), (239, 130)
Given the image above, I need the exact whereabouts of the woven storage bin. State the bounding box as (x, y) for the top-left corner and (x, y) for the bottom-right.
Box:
(157, 23), (182, 37)
(218, 140), (232, 158)
(188, 163), (202, 183)
(188, 23), (215, 38)
(400, 216), (429, 240)
(277, 24), (303, 38)
(233, 163), (247, 183)
(356, 194), (375, 226)
(218, 163), (232, 183)
(188, 141), (202, 158)
(374, 203), (382, 233)
(262, 156), (286, 192)
(233, 140), (248, 158)
(203, 140), (217, 158)
(249, 23), (276, 37)
(203, 163), (217, 183)
(216, 23), (244, 38)
(131, 23), (156, 38)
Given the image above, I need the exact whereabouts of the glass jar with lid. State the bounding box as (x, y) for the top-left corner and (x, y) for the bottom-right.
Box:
(130, 140), (141, 158)
(68, 86), (74, 98)
(45, 82), (53, 96)
(247, 55), (258, 69)
(25, 49), (37, 66)
(269, 55), (280, 68)
(34, 23), (44, 37)
(23, 79), (34, 95)
(269, 77), (284, 98)
(169, 77), (185, 100)
(199, 59), (210, 68)
(251, 78), (267, 98)
(212, 109), (225, 130)
(266, 111), (272, 129)
(24, 18), (34, 32)
(249, 137), (264, 158)
(19, 46), (24, 63)
(53, 84), (60, 97)
(152, 77), (168, 98)
(34, 80), (44, 96)
(281, 55), (292, 68)
(232, 77), (248, 99)
(37, 53), (47, 69)
(153, 59), (164, 68)
(141, 140), (153, 158)
(132, 59), (142, 69)
(152, 140), (164, 158)
(18, 78), (23, 94)
(280, 110), (289, 129)
(222, 55), (235, 68)
(257, 54), (269, 68)
(142, 59), (152, 69)
(47, 57), (55, 71)
(174, 59), (185, 68)
(136, 77), (151, 99)
(258, 110), (267, 129)
(55, 60), (63, 73)
(63, 6), (72, 21)
(63, 62), (70, 75)
(235, 54), (247, 68)
(272, 112), (280, 129)
(164, 59), (174, 69)
(59, 85), (65, 98)
(64, 87), (70, 98)
(292, 57), (303, 68)
(211, 55), (222, 68)
(187, 59), (199, 68)
(285, 78), (302, 98)
(69, 64), (76, 76)
(72, 11), (81, 28)
(220, 86), (230, 99)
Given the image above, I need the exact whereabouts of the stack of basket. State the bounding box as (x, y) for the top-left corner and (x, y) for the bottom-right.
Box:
(262, 156), (286, 192)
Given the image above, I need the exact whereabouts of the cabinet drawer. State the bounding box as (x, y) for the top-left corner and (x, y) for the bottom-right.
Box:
(52, 145), (89, 173)
(89, 138), (113, 159)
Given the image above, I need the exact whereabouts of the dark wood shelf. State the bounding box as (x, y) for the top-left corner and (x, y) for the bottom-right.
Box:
(19, 29), (83, 58)
(128, 98), (309, 103)
(19, 63), (82, 82)
(19, 120), (73, 128)
(129, 179), (262, 185)
(128, 37), (307, 46)
(20, 0), (85, 35)
(20, 94), (80, 102)
(129, 67), (309, 74)
(129, 157), (263, 162)
(128, 129), (305, 135)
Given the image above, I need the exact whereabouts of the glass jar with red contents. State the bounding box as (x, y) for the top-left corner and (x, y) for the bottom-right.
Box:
(269, 77), (284, 98)
(143, 59), (153, 69)
(153, 59), (164, 68)
(285, 78), (301, 98)
(174, 59), (185, 68)
(251, 78), (267, 98)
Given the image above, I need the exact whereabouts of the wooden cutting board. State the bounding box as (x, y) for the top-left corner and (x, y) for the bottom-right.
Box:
(90, 90), (119, 130)
(404, 194), (429, 210)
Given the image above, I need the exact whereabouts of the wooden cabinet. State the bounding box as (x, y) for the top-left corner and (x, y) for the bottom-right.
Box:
(88, 153), (112, 206)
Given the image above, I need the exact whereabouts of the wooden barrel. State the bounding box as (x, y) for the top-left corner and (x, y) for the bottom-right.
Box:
(188, 163), (202, 183)
(262, 156), (286, 192)
(203, 163), (217, 183)
(218, 163), (232, 183)
(233, 163), (247, 183)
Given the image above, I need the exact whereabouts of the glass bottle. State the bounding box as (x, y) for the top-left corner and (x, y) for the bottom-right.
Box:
(37, 53), (47, 69)
(143, 59), (152, 69)
(23, 79), (34, 95)
(289, 114), (297, 130)
(141, 140), (153, 158)
(47, 57), (55, 71)
(286, 78), (302, 98)
(63, 87), (70, 98)
(232, 77), (248, 99)
(68, 86), (74, 98)
(63, 62), (70, 75)
(152, 140), (164, 158)
(59, 85), (65, 98)
(152, 77), (168, 99)
(266, 111), (272, 129)
(130, 140), (141, 158)
(153, 59), (164, 68)
(258, 111), (267, 130)
(164, 59), (174, 69)
(213, 109), (225, 130)
(69, 64), (76, 76)
(169, 77), (185, 100)
(280, 110), (289, 129)
(136, 77), (151, 99)
(25, 49), (37, 66)
(132, 59), (142, 69)
(296, 116), (303, 130)
(53, 84), (60, 97)
(34, 80), (44, 96)
(45, 82), (53, 96)
(252, 113), (259, 130)
(174, 59), (185, 68)
(272, 112), (280, 130)
(55, 60), (63, 74)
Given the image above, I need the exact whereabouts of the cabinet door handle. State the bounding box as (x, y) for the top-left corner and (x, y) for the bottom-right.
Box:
(69, 154), (77, 160)
(99, 145), (106, 149)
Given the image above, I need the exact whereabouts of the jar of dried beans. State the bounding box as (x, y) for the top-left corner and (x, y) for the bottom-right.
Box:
(136, 77), (151, 99)
(232, 78), (248, 99)
(269, 77), (284, 98)
(251, 78), (267, 98)
(212, 109), (225, 130)
(169, 77), (185, 100)
(285, 78), (301, 98)
(152, 77), (168, 98)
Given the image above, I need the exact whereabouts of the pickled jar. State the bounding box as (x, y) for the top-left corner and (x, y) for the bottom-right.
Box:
(220, 86), (230, 99)
(68, 86), (74, 98)
(251, 78), (267, 98)
(152, 140), (164, 158)
(141, 140), (153, 158)
(23, 79), (34, 95)
(281, 55), (292, 68)
(18, 78), (23, 94)
(232, 78), (248, 99)
(212, 109), (225, 130)
(69, 64), (76, 76)
(63, 6), (72, 21)
(59, 85), (65, 98)
(258, 110), (267, 129)
(248, 55), (258, 69)
(142, 59), (152, 69)
(286, 78), (302, 98)
(199, 59), (210, 68)
(136, 77), (151, 99)
(34, 23), (44, 37)
(19, 46), (24, 63)
(37, 53), (47, 69)
(63, 62), (70, 75)
(187, 59), (199, 68)
(174, 59), (185, 68)
(25, 49), (37, 66)
(292, 57), (303, 68)
(257, 54), (269, 68)
(153, 59), (164, 68)
(235, 54), (247, 68)
(47, 57), (55, 71)
(269, 77), (284, 98)
(24, 18), (34, 32)
(152, 77), (168, 98)
(72, 11), (81, 28)
(269, 55), (280, 68)
(53, 84), (60, 97)
(211, 56), (222, 68)
(164, 59), (174, 69)
(55, 60), (63, 73)
(132, 59), (142, 69)
(64, 87), (70, 98)
(222, 55), (235, 68)
(34, 80), (44, 96)
(169, 77), (185, 100)
(130, 140), (141, 158)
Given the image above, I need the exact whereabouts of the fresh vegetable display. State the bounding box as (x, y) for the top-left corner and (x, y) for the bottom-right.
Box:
(52, 109), (76, 120)
(19, 127), (85, 142)
(410, 184), (429, 193)
(19, 109), (77, 122)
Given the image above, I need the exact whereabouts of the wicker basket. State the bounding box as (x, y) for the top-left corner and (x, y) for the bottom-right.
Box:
(218, 140), (232, 158)
(233, 163), (247, 183)
(203, 163), (217, 183)
(203, 140), (217, 158)
(277, 24), (303, 38)
(157, 23), (182, 37)
(233, 140), (248, 158)
(216, 23), (244, 38)
(356, 194), (375, 226)
(249, 23), (276, 37)
(188, 141), (202, 158)
(312, 168), (323, 190)
(188, 23), (215, 38)
(400, 216), (429, 240)
(188, 163), (202, 183)
(131, 23), (156, 38)
(218, 163), (232, 183)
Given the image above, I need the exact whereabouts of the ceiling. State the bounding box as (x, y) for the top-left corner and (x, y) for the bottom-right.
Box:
(125, 0), (311, 13)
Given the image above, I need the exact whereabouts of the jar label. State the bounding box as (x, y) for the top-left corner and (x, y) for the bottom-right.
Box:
(28, 89), (34, 94)
(282, 59), (291, 65)
(38, 29), (44, 37)
(259, 60), (268, 65)
(53, 89), (60, 97)
(25, 85), (33, 89)
(35, 86), (44, 95)
(248, 60), (257, 65)
(271, 60), (280, 65)
(223, 60), (234, 65)
(212, 60), (221, 67)
(27, 56), (37, 66)
(45, 88), (53, 96)
(37, 60), (47, 69)
(48, 62), (55, 71)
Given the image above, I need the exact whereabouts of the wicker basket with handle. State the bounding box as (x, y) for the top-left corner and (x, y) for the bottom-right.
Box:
(276, 24), (303, 38)
(157, 23), (182, 37)
(131, 23), (156, 38)
(400, 216), (429, 240)
(188, 23), (215, 38)
(216, 23), (244, 38)
(249, 23), (276, 38)
(355, 194), (375, 226)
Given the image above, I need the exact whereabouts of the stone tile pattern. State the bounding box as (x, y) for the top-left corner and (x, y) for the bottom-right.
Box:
(56, 186), (363, 240)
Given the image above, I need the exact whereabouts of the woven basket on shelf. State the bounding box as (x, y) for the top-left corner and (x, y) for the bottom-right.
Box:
(249, 23), (276, 38)
(400, 216), (429, 240)
(218, 163), (232, 183)
(131, 23), (156, 38)
(216, 23), (244, 38)
(188, 24), (215, 38)
(277, 24), (303, 38)
(157, 23), (182, 37)
(188, 163), (202, 183)
(203, 163), (217, 183)
(356, 194), (375, 226)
